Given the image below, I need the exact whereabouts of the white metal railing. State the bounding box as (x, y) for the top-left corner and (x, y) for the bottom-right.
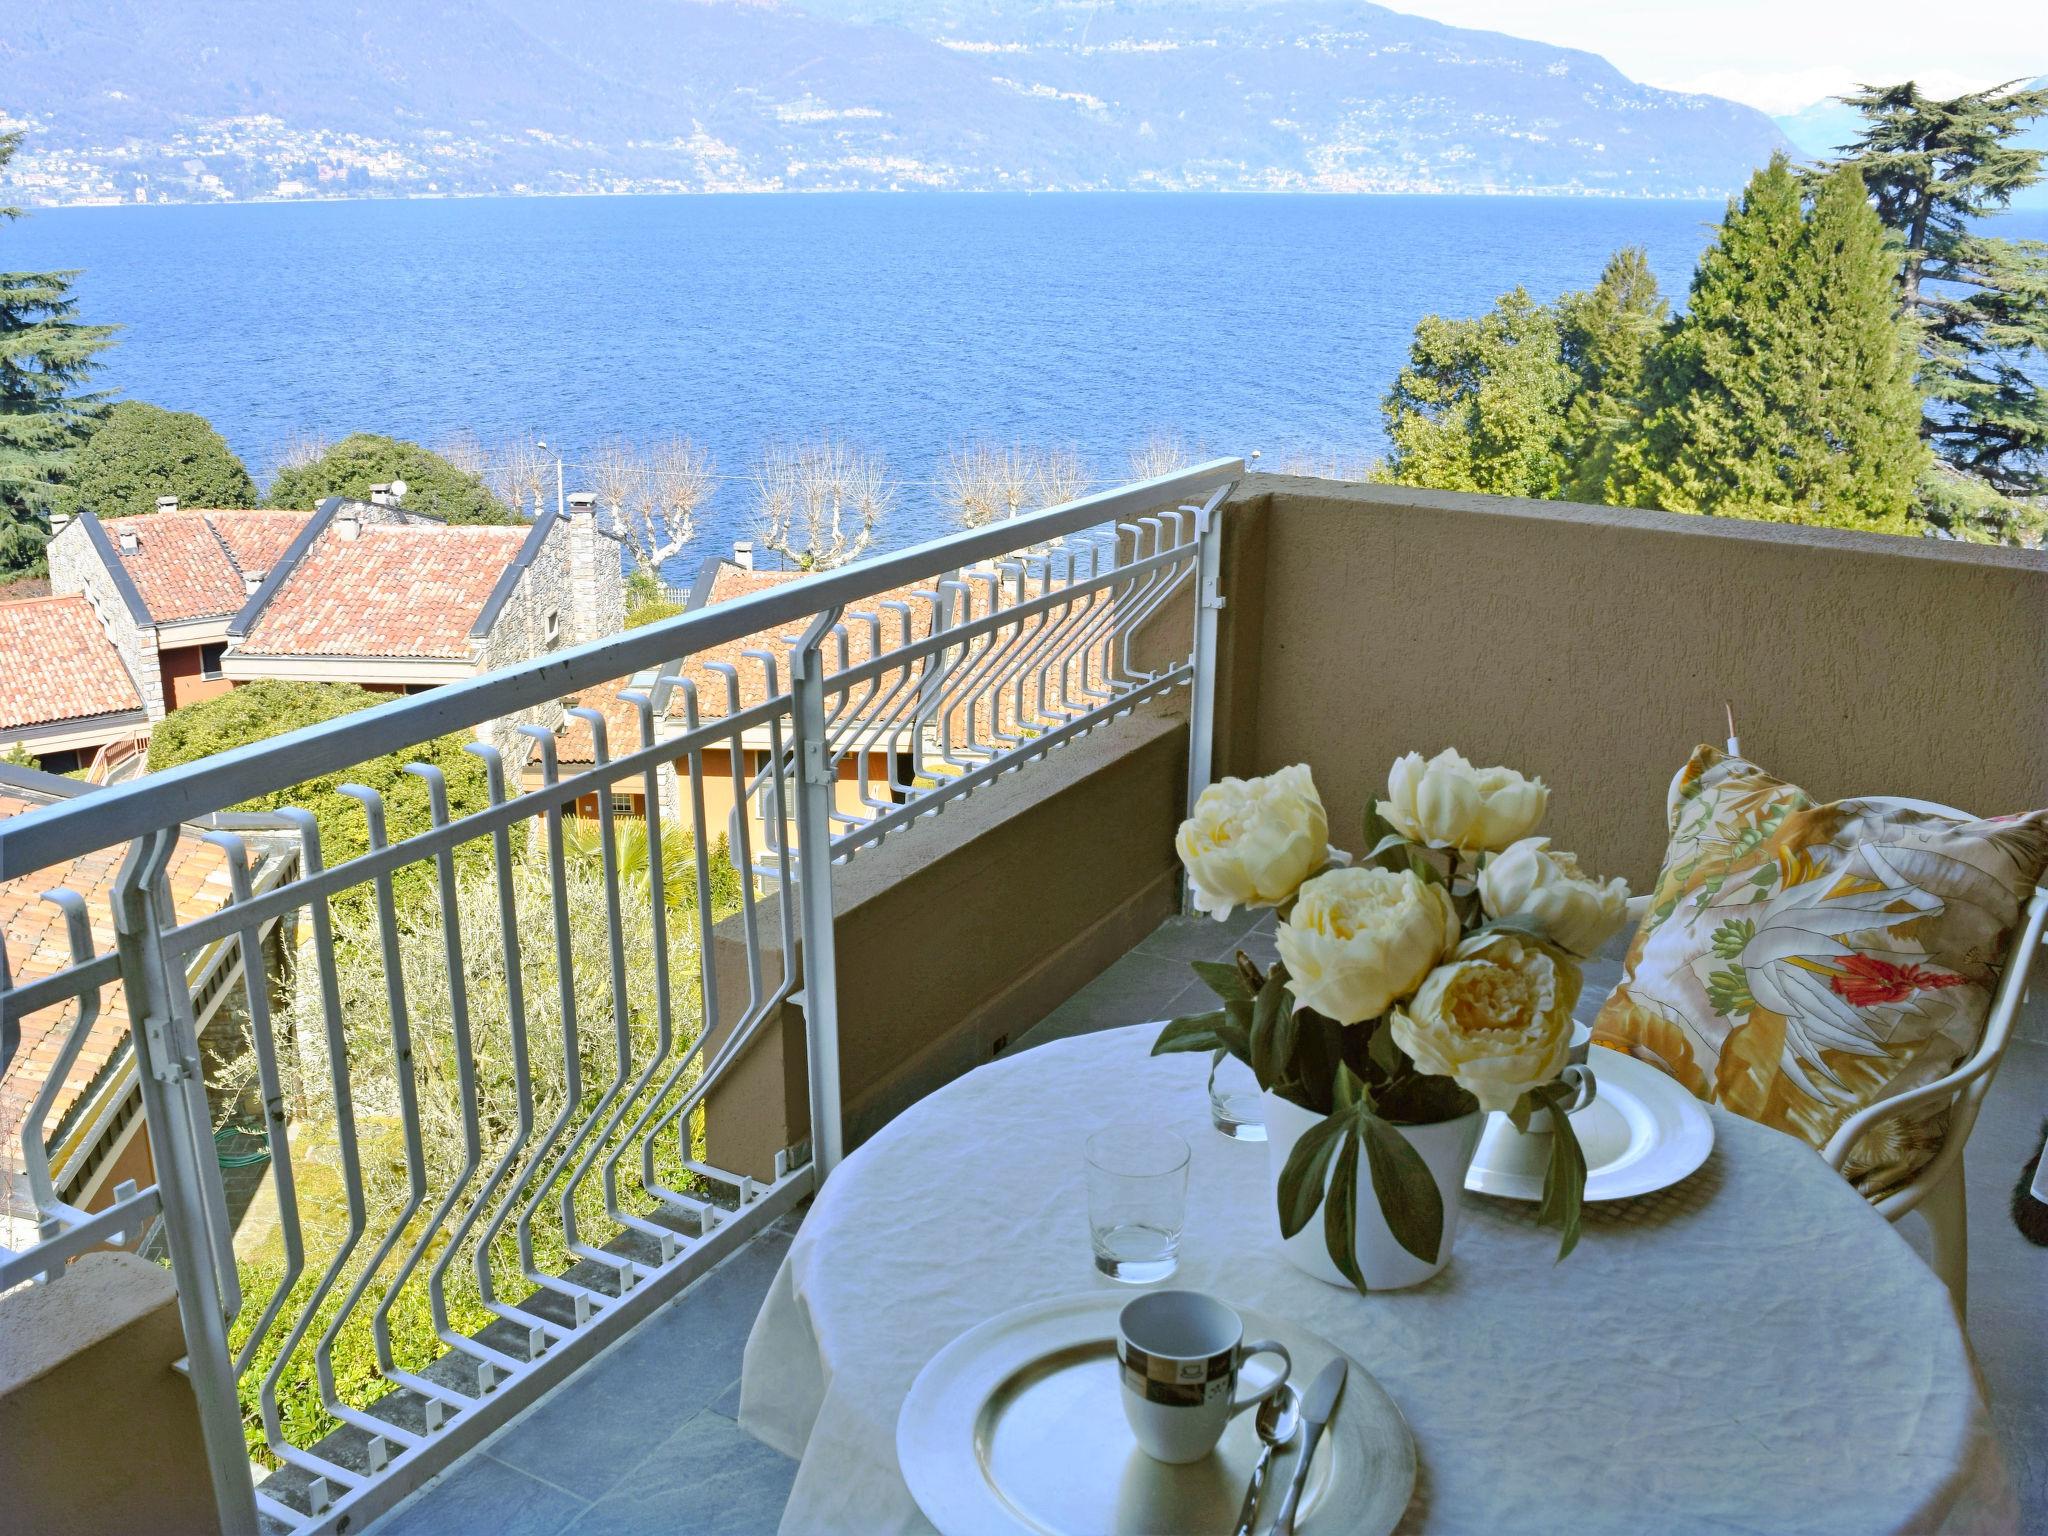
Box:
(0, 460), (1239, 1535)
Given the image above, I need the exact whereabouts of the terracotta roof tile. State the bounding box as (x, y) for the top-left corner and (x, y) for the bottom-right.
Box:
(100, 509), (312, 624)
(238, 523), (532, 660)
(0, 596), (145, 731)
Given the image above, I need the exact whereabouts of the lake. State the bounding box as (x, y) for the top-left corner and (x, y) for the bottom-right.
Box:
(17, 193), (2044, 558)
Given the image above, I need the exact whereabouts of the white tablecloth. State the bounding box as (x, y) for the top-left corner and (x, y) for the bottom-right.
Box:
(740, 1025), (2014, 1535)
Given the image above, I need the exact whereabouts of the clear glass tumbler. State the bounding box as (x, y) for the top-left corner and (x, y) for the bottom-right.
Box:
(1084, 1124), (1190, 1283)
(1208, 1051), (1266, 1141)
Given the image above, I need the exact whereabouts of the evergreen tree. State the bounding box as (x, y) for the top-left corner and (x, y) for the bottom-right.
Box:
(1618, 156), (1924, 531)
(1556, 246), (1667, 504)
(0, 131), (118, 579)
(1830, 80), (2048, 541)
(1379, 288), (1573, 499)
(55, 400), (258, 517)
(265, 432), (521, 525)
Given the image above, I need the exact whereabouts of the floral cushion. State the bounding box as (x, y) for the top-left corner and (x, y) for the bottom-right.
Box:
(1591, 746), (2048, 1196)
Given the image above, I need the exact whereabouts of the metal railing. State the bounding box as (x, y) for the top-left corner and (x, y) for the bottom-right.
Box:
(0, 460), (1239, 1535)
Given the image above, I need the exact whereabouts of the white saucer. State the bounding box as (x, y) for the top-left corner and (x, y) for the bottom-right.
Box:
(897, 1292), (1414, 1536)
(1465, 1046), (1714, 1202)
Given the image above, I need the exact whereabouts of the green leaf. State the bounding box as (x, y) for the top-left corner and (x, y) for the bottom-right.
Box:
(1333, 1061), (1367, 1112)
(1248, 970), (1297, 1091)
(1365, 1018), (1404, 1078)
(1190, 959), (1253, 1005)
(1363, 831), (1412, 872)
(1407, 846), (1443, 885)
(1538, 1091), (1588, 1261)
(1359, 1111), (1446, 1266)
(1324, 1126), (1369, 1293)
(1276, 1113), (1349, 1239)
(1151, 1011), (1251, 1062)
(1467, 913), (1552, 946)
(1362, 800), (1397, 852)
(1504, 1089), (1537, 1135)
(1704, 965), (1753, 1019)
(1709, 917), (1755, 960)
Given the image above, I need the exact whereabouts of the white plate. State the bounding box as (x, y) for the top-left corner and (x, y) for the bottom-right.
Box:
(1464, 1046), (1714, 1202)
(897, 1292), (1414, 1536)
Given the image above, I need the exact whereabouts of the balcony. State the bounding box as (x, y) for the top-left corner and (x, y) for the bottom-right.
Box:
(3, 470), (2044, 1535)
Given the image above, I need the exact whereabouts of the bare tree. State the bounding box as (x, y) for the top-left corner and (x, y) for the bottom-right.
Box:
(1127, 430), (1195, 481)
(944, 442), (1092, 528)
(589, 437), (649, 531)
(642, 435), (712, 571)
(1032, 444), (1090, 509)
(275, 431), (329, 474)
(491, 434), (552, 518)
(436, 430), (490, 478)
(753, 438), (894, 571)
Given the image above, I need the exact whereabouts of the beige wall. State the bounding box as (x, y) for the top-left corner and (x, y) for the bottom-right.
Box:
(1213, 479), (2048, 890)
(0, 1253), (219, 1535)
(702, 701), (1189, 1177)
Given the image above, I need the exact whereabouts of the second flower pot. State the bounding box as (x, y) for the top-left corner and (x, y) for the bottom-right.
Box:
(1261, 1090), (1484, 1290)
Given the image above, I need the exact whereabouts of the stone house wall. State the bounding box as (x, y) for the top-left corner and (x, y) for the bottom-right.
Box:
(45, 518), (164, 719)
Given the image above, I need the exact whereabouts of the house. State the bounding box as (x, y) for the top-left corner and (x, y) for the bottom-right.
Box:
(0, 593), (151, 773)
(0, 764), (297, 1257)
(45, 498), (314, 720)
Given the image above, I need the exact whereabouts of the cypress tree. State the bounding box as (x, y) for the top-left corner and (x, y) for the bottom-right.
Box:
(1618, 155), (1925, 531)
(0, 131), (118, 579)
(1557, 246), (1667, 504)
(1830, 80), (2048, 541)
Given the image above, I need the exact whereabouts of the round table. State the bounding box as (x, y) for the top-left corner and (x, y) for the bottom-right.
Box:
(738, 1025), (2013, 1535)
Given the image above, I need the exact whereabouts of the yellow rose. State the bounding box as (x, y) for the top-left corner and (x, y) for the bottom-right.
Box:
(1390, 934), (1582, 1112)
(1177, 765), (1329, 920)
(1477, 837), (1631, 957)
(1380, 749), (1548, 855)
(1275, 866), (1459, 1025)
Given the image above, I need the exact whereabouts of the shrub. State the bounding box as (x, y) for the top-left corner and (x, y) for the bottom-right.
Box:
(54, 401), (258, 518)
(266, 433), (520, 526)
(624, 598), (685, 629)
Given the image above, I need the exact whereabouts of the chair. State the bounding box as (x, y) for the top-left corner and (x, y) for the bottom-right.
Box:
(1814, 797), (2048, 1323)
(1623, 782), (2048, 1321)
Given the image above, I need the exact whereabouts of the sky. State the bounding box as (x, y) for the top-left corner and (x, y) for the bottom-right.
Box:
(1401, 2), (2047, 115)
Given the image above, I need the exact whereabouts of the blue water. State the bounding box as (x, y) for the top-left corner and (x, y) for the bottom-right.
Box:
(16, 194), (2044, 558)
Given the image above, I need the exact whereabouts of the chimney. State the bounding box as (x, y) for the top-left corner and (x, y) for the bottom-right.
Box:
(567, 491), (597, 520)
(49, 512), (72, 536)
(732, 540), (755, 571)
(118, 527), (140, 554)
(334, 509), (361, 542)
(368, 483), (392, 508)
(243, 569), (266, 596)
(155, 495), (179, 513)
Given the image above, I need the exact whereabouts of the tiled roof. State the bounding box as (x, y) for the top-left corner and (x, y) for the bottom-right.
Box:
(0, 596), (145, 731)
(237, 523), (533, 660)
(0, 781), (294, 1228)
(101, 509), (313, 624)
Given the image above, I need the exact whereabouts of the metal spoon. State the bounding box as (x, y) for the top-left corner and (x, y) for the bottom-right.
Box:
(1230, 1383), (1301, 1536)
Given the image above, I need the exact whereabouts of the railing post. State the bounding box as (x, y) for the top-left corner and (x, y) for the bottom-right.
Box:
(1184, 488), (1229, 849)
(790, 608), (847, 1179)
(109, 830), (260, 1536)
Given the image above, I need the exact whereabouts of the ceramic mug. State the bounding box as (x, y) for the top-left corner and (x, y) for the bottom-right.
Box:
(1116, 1290), (1291, 1464)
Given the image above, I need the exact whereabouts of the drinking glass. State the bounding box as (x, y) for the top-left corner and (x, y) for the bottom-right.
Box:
(1207, 1051), (1266, 1141)
(1084, 1125), (1190, 1283)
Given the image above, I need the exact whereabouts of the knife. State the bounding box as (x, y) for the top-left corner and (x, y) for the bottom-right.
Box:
(1267, 1357), (1346, 1536)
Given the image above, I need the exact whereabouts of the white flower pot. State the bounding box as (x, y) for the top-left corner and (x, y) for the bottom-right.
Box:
(1261, 1090), (1485, 1291)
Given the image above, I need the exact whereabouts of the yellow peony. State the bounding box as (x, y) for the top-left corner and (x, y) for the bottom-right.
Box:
(1177, 765), (1329, 920)
(1390, 934), (1582, 1112)
(1275, 866), (1459, 1025)
(1380, 749), (1548, 855)
(1476, 837), (1631, 958)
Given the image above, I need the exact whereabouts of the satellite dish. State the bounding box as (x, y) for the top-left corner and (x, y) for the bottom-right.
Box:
(389, 479), (409, 501)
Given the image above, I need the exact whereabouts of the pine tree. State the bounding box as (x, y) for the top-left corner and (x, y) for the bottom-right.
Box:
(1830, 81), (2048, 541)
(1556, 246), (1667, 504)
(1617, 156), (1924, 531)
(1378, 288), (1573, 499)
(0, 131), (118, 579)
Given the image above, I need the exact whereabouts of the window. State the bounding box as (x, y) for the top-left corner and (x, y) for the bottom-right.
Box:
(198, 642), (228, 680)
(545, 609), (562, 649)
(608, 792), (641, 819)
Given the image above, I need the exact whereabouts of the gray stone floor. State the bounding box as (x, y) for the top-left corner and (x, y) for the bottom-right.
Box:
(368, 910), (2048, 1536)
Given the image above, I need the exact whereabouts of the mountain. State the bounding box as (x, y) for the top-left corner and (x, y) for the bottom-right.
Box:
(1775, 79), (2048, 209)
(0, 0), (1790, 202)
